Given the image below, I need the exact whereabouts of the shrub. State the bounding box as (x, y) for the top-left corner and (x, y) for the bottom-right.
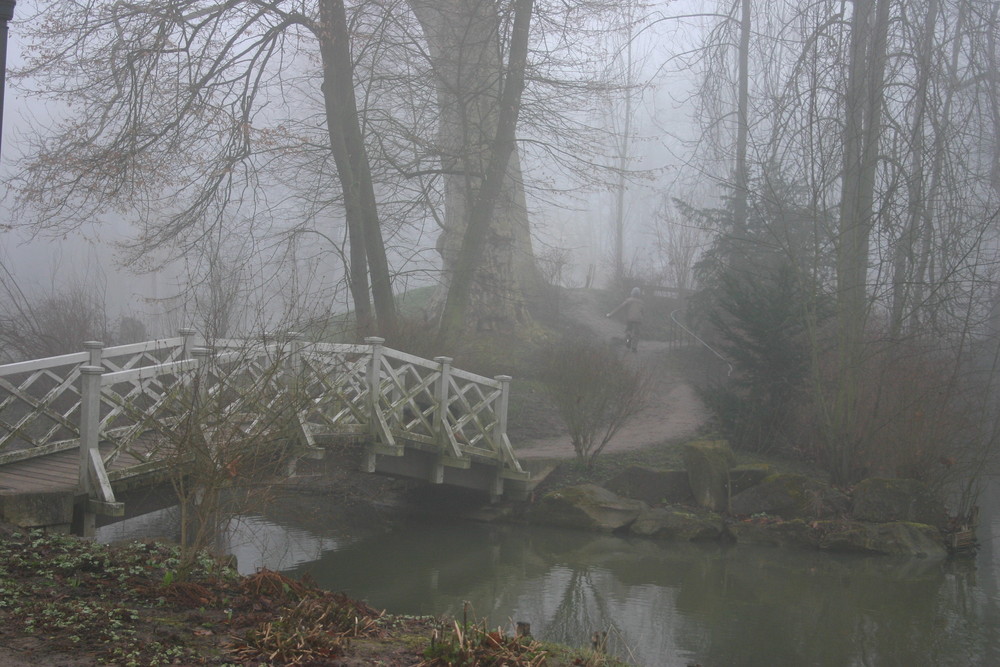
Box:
(540, 339), (648, 468)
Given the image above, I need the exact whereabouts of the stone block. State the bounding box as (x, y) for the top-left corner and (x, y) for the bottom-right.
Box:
(851, 478), (947, 529)
(0, 491), (75, 529)
(605, 466), (692, 505)
(683, 440), (734, 511)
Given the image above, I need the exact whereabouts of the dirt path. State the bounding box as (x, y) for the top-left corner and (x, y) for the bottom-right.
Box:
(516, 289), (710, 460)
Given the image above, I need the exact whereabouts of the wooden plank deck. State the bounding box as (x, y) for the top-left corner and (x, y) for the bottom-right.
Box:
(0, 439), (166, 494)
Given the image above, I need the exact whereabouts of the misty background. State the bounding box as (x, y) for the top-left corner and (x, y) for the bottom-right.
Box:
(0, 0), (714, 344)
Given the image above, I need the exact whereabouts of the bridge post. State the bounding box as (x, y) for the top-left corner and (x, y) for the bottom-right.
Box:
(77, 365), (104, 537)
(286, 331), (303, 391)
(493, 375), (512, 443)
(434, 356), (453, 444)
(432, 356), (454, 484)
(364, 337), (385, 440)
(489, 375), (511, 503)
(84, 340), (103, 367)
(179, 328), (197, 359)
(191, 347), (213, 408)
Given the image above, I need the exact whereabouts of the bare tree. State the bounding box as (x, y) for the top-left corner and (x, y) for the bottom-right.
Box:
(10, 0), (396, 335)
(687, 0), (1000, 488)
(0, 264), (111, 361)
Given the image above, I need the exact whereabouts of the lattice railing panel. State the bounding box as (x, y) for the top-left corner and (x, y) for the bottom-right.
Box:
(99, 364), (199, 467)
(298, 345), (370, 432)
(1, 334), (524, 486)
(0, 337), (192, 456)
(377, 352), (442, 444)
(446, 373), (503, 457)
(0, 356), (89, 454)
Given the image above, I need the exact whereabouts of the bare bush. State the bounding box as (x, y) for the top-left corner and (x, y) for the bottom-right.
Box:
(540, 340), (649, 468)
(138, 342), (310, 579)
(804, 334), (977, 489)
(0, 279), (111, 361)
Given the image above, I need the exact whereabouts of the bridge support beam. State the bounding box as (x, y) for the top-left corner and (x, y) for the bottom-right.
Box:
(365, 446), (510, 501)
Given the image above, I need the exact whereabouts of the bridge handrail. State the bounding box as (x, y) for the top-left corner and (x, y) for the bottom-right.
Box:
(669, 309), (733, 376)
(0, 335), (191, 378)
(100, 357), (201, 385)
(0, 351), (89, 377)
(99, 336), (187, 359)
(449, 365), (502, 388)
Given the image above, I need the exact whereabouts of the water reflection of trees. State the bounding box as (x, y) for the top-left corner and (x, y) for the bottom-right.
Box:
(542, 567), (632, 659)
(244, 495), (1000, 666)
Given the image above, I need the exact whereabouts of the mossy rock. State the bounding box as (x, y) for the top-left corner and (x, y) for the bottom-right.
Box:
(604, 466), (693, 505)
(682, 440), (735, 511)
(630, 506), (726, 541)
(726, 518), (819, 549)
(729, 464), (773, 496)
(730, 473), (849, 520)
(816, 520), (947, 558)
(528, 483), (646, 532)
(851, 478), (947, 529)
(727, 518), (947, 558)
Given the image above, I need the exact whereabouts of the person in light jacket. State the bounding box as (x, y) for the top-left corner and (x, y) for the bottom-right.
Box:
(607, 287), (644, 352)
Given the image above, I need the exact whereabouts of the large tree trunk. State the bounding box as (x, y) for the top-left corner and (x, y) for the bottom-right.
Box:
(316, 0), (397, 336)
(409, 0), (541, 338)
(733, 0), (751, 234)
(829, 0), (891, 483)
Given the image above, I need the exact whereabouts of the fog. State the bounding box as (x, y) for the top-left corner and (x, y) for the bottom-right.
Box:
(1, 0), (999, 364)
(0, 1), (715, 348)
(6, 4), (1000, 652)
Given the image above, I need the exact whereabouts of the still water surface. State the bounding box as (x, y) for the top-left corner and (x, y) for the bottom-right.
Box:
(99, 485), (1000, 666)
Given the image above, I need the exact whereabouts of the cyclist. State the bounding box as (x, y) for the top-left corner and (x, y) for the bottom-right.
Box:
(606, 287), (644, 352)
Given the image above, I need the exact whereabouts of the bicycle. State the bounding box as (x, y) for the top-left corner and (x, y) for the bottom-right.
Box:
(606, 312), (640, 353)
(624, 321), (639, 353)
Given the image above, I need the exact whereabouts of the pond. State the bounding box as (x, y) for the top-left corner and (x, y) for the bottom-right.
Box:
(98, 483), (1000, 666)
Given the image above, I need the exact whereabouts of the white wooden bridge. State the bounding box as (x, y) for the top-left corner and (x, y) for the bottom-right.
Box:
(0, 331), (528, 534)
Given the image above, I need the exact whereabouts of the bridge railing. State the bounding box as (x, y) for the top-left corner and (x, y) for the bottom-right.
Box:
(1, 332), (522, 505)
(0, 330), (199, 462)
(366, 338), (520, 472)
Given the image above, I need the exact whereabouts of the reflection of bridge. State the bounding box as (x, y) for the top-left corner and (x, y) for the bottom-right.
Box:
(0, 332), (528, 534)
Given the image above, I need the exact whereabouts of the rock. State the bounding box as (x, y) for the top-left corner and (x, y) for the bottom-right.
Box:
(604, 466), (693, 505)
(683, 440), (734, 511)
(529, 484), (646, 532)
(0, 491), (75, 531)
(727, 518), (947, 557)
(851, 478), (947, 529)
(730, 464), (773, 496)
(817, 520), (947, 558)
(730, 473), (849, 520)
(727, 518), (819, 549)
(630, 506), (726, 541)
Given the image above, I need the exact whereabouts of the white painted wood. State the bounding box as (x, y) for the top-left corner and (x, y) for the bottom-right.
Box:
(0, 352), (89, 377)
(3, 331), (526, 499)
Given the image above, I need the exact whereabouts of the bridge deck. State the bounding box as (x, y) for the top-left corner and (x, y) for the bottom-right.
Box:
(0, 441), (162, 494)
